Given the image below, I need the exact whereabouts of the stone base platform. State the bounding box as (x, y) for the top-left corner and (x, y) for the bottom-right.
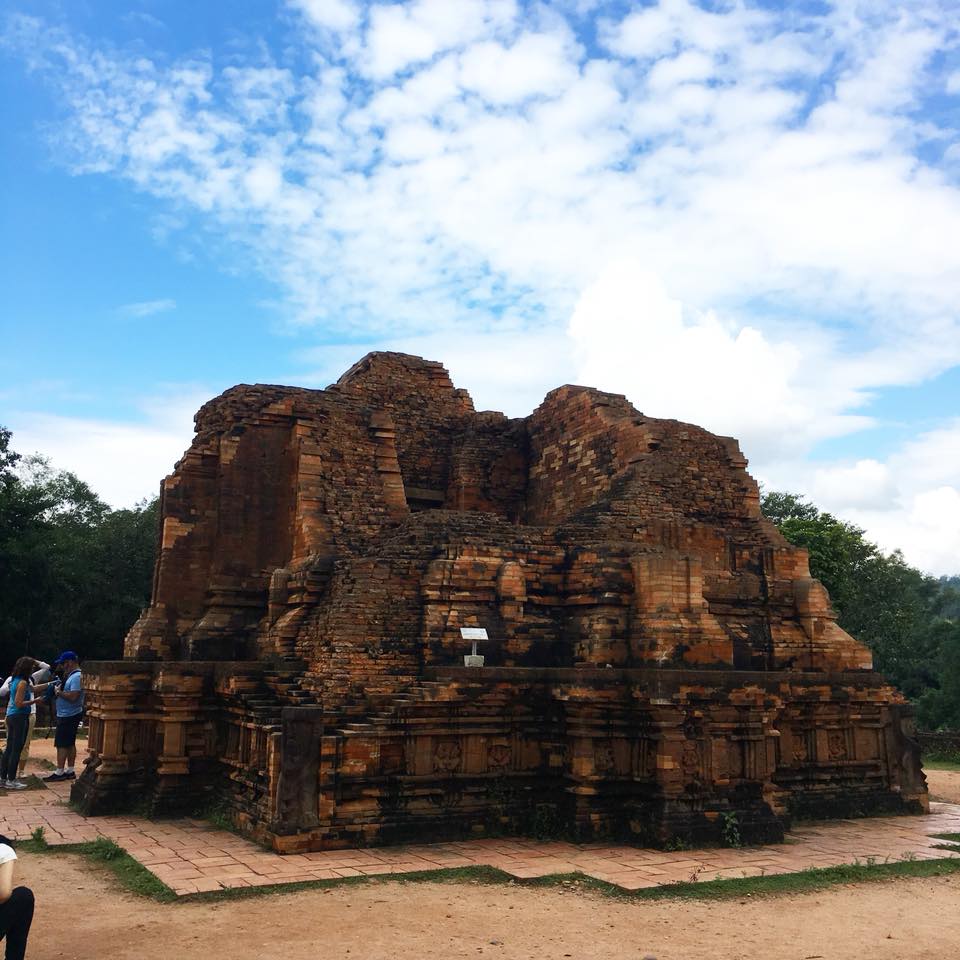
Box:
(70, 661), (927, 852)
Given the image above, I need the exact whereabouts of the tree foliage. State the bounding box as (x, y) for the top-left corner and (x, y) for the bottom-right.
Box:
(0, 427), (158, 671)
(761, 490), (960, 730)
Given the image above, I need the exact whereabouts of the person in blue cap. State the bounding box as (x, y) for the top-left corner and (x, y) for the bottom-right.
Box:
(33, 651), (84, 782)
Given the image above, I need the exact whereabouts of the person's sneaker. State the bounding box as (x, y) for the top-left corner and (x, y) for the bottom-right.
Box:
(61, 771), (76, 780)
(43, 771), (65, 782)
(5, 780), (28, 790)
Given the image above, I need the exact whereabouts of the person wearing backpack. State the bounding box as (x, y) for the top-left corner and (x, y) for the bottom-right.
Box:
(34, 651), (84, 782)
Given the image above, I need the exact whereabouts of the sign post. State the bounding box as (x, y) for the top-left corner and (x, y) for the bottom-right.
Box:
(460, 627), (487, 667)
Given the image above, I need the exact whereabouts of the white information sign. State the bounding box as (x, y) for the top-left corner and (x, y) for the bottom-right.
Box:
(460, 627), (488, 641)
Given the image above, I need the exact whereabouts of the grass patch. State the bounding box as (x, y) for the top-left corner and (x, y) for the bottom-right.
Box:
(930, 832), (960, 852)
(0, 774), (47, 793)
(84, 836), (175, 900)
(18, 834), (176, 902)
(921, 745), (960, 769)
(183, 856), (960, 904)
(933, 832), (960, 843)
(626, 858), (960, 901)
(924, 759), (960, 772)
(18, 834), (960, 907)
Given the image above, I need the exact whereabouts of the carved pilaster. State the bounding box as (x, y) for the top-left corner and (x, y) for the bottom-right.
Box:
(154, 667), (206, 779)
(273, 707), (324, 833)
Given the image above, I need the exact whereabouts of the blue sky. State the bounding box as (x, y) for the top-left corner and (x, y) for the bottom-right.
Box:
(1, 0), (959, 574)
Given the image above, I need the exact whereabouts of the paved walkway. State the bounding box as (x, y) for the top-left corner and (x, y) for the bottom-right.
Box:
(2, 743), (958, 897)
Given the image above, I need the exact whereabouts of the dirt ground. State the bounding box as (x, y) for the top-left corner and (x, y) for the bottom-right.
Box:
(11, 848), (960, 960)
(8, 762), (960, 960)
(925, 766), (960, 803)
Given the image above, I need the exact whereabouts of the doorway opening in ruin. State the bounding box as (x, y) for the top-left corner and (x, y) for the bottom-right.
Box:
(404, 485), (446, 511)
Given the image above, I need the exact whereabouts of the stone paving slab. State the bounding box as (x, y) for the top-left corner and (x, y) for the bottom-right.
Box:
(2, 749), (959, 897)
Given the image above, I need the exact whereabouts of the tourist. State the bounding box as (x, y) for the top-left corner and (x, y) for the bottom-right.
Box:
(0, 659), (39, 790)
(34, 651), (84, 782)
(0, 660), (51, 779)
(0, 834), (35, 960)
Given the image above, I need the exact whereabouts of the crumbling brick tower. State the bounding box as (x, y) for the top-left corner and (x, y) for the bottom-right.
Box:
(73, 353), (926, 850)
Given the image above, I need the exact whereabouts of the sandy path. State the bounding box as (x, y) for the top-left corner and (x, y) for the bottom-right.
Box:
(13, 848), (960, 960)
(925, 767), (960, 804)
(11, 749), (960, 959)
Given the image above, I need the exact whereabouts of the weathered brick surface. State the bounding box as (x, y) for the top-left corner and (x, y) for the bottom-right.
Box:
(73, 352), (926, 848)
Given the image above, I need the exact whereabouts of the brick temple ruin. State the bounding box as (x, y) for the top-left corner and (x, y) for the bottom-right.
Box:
(73, 352), (927, 850)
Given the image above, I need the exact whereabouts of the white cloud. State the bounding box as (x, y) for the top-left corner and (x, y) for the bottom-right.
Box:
(4, 3), (960, 571)
(889, 420), (960, 494)
(364, 2), (441, 77)
(224, 66), (295, 125)
(835, 464), (960, 579)
(244, 159), (284, 205)
(7, 387), (205, 508)
(563, 262), (960, 574)
(11, 4), (958, 345)
(603, 0), (772, 62)
(567, 261), (872, 462)
(891, 487), (960, 577)
(458, 32), (580, 104)
(288, 0), (359, 33)
(361, 0), (514, 78)
(807, 459), (897, 512)
(298, 324), (576, 416)
(117, 298), (177, 318)
(121, 11), (166, 32)
(646, 48), (715, 91)
(758, 419), (960, 576)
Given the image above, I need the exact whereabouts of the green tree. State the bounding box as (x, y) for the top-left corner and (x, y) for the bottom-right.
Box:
(73, 497), (159, 660)
(758, 490), (820, 525)
(0, 427), (158, 671)
(761, 490), (960, 728)
(0, 426), (20, 478)
(939, 577), (960, 620)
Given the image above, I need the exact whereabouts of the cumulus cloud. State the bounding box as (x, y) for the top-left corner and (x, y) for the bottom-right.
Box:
(804, 421), (960, 576)
(8, 2), (959, 342)
(808, 460), (896, 513)
(754, 417), (960, 576)
(298, 324), (577, 417)
(568, 263), (825, 461)
(3, 2), (960, 570)
(563, 262), (960, 574)
(7, 387), (206, 508)
(458, 32), (580, 104)
(288, 0), (359, 33)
